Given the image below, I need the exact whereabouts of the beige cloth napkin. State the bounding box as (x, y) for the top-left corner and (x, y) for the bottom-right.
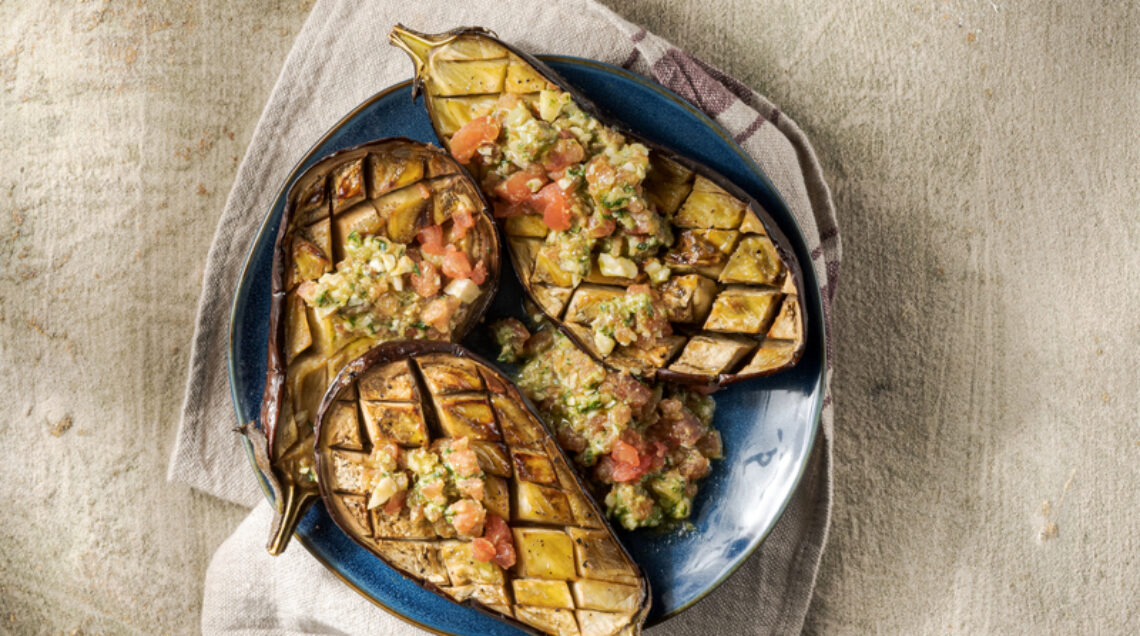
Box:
(171, 0), (841, 633)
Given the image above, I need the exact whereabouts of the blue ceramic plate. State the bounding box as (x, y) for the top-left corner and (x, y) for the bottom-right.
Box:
(228, 56), (826, 634)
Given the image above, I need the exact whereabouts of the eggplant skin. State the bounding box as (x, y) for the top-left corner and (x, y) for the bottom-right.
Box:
(390, 26), (807, 389)
(314, 341), (651, 636)
(257, 137), (500, 555)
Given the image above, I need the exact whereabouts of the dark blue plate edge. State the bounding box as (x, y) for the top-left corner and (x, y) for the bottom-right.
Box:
(224, 56), (828, 633)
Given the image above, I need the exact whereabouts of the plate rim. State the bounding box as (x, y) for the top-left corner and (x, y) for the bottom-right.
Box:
(226, 54), (827, 634)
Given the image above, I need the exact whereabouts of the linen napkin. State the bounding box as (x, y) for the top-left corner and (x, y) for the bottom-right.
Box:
(171, 0), (841, 633)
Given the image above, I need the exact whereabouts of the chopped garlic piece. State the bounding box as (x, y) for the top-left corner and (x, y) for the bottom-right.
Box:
(598, 253), (638, 279)
(594, 331), (616, 356)
(444, 278), (482, 304)
(644, 258), (671, 284)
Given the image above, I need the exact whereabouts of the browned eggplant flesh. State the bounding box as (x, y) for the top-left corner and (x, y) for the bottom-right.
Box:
(390, 26), (806, 387)
(255, 138), (500, 554)
(315, 342), (650, 636)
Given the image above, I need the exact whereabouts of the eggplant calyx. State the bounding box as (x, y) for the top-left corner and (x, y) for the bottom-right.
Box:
(388, 24), (499, 98)
(266, 484), (318, 556)
(388, 24), (450, 98)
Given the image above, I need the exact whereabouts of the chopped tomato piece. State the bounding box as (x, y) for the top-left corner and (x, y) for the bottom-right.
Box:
(296, 280), (318, 303)
(451, 207), (475, 240)
(441, 437), (480, 476)
(542, 138), (585, 173)
(612, 440), (640, 466)
(483, 514), (516, 569)
(457, 477), (485, 501)
(420, 480), (445, 505)
(383, 489), (406, 516)
(417, 225), (446, 256)
(494, 166), (547, 204)
(469, 260), (488, 285)
(441, 244), (473, 280)
(447, 499), (486, 537)
(449, 116), (500, 164)
(530, 182), (572, 231)
(409, 259), (441, 298)
(586, 214), (616, 238)
(472, 537), (497, 562)
(422, 296), (460, 332)
(416, 182), (432, 199)
(611, 459), (645, 483)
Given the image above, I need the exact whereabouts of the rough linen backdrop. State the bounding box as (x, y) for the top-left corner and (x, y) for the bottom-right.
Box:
(1, 1), (1137, 635)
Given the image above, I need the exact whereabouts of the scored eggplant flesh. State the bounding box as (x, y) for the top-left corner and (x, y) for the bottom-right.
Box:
(314, 342), (650, 636)
(390, 25), (807, 388)
(254, 138), (500, 555)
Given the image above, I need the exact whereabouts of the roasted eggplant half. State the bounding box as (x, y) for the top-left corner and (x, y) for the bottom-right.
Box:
(390, 26), (806, 388)
(315, 342), (650, 636)
(254, 138), (500, 555)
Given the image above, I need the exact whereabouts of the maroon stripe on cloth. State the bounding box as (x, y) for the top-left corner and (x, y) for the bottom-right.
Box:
(810, 228), (841, 259)
(734, 115), (765, 144)
(826, 261), (840, 303)
(630, 27), (648, 43)
(690, 54), (755, 102)
(768, 107), (782, 125)
(621, 47), (641, 70)
(651, 48), (736, 117)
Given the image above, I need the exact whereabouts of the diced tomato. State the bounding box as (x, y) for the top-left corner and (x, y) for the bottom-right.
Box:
(443, 438), (480, 476)
(383, 489), (407, 516)
(409, 259), (441, 298)
(417, 225), (446, 256)
(611, 459), (645, 483)
(420, 480), (445, 505)
(612, 440), (640, 466)
(422, 296), (460, 332)
(530, 182), (572, 231)
(470, 260), (487, 285)
(441, 244), (473, 280)
(472, 537), (497, 562)
(609, 433), (659, 483)
(542, 138), (585, 173)
(493, 199), (528, 218)
(483, 514), (516, 569)
(416, 182), (433, 199)
(457, 477), (485, 501)
(585, 214), (616, 238)
(449, 116), (500, 164)
(494, 166), (547, 204)
(447, 499), (486, 536)
(296, 280), (318, 303)
(451, 207), (475, 240)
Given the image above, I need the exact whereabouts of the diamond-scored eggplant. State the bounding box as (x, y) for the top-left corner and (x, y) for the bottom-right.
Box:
(390, 26), (807, 389)
(315, 342), (650, 636)
(252, 138), (500, 555)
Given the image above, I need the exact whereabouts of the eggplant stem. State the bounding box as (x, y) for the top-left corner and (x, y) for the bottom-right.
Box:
(266, 484), (316, 556)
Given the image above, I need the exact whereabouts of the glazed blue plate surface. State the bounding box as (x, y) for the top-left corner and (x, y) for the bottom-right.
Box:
(228, 56), (825, 635)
